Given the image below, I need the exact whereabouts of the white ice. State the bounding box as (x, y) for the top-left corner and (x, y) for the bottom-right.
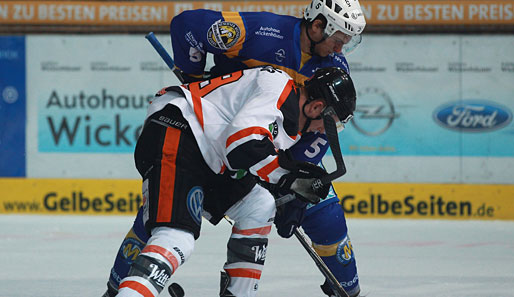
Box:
(1, 215), (513, 297)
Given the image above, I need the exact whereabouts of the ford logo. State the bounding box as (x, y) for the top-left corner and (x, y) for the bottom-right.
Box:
(433, 100), (512, 132)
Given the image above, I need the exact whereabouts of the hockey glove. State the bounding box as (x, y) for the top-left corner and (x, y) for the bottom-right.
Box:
(274, 198), (307, 238)
(275, 173), (330, 204)
(277, 149), (326, 177)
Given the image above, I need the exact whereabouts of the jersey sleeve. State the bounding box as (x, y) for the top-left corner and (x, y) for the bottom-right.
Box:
(223, 77), (299, 184)
(170, 9), (248, 76)
(288, 132), (330, 165)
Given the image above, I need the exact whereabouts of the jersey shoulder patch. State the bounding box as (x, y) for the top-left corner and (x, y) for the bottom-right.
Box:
(207, 20), (242, 50)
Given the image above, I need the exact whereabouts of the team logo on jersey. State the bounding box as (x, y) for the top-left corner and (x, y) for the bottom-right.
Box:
(275, 49), (286, 62)
(336, 235), (355, 266)
(269, 121), (279, 138)
(187, 186), (204, 226)
(207, 20), (241, 50)
(230, 169), (248, 180)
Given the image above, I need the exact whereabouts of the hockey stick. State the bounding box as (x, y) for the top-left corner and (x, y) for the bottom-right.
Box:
(294, 228), (350, 297)
(145, 32), (185, 83)
(304, 115), (350, 297)
(311, 113), (347, 192)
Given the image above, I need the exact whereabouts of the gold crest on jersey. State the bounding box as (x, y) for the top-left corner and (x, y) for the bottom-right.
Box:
(207, 20), (241, 50)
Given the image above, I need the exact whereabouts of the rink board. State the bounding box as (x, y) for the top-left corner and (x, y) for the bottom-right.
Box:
(1, 178), (513, 220)
(2, 35), (513, 184)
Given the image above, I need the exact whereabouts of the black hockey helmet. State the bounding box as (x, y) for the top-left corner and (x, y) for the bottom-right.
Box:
(304, 67), (356, 125)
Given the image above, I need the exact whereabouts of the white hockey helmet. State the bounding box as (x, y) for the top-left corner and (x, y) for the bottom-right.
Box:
(304, 0), (366, 37)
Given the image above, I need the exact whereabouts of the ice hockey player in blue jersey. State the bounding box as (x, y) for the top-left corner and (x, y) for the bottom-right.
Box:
(170, 1), (364, 85)
(101, 1), (365, 297)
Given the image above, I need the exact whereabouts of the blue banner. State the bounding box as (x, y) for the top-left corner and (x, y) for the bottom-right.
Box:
(0, 36), (26, 177)
(339, 97), (514, 157)
(334, 35), (514, 158)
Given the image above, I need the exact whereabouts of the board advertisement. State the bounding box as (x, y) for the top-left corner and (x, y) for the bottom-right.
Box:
(0, 36), (26, 177)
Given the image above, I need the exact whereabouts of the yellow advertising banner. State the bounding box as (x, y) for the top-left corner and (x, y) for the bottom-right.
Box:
(0, 1), (512, 26)
(1, 178), (513, 220)
(333, 182), (514, 220)
(0, 178), (143, 215)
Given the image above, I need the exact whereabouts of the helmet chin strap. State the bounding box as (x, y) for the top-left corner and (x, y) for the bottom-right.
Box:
(300, 101), (320, 134)
(305, 23), (326, 56)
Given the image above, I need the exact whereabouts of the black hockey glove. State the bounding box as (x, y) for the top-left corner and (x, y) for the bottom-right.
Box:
(272, 173), (320, 203)
(273, 150), (331, 204)
(274, 198), (308, 238)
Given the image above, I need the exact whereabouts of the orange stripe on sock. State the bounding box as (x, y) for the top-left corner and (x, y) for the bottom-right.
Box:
(157, 127), (181, 222)
(119, 280), (155, 297)
(232, 225), (271, 236)
(225, 268), (262, 279)
(142, 245), (180, 273)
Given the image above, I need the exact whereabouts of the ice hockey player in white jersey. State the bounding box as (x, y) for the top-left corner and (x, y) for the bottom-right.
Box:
(168, 0), (365, 295)
(104, 66), (357, 297)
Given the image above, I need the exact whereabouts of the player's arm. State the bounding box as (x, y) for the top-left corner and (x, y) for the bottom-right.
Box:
(223, 76), (329, 203)
(170, 9), (247, 81)
(223, 79), (299, 184)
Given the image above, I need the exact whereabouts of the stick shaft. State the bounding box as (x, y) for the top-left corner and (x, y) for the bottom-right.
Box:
(145, 32), (185, 83)
(294, 228), (350, 297)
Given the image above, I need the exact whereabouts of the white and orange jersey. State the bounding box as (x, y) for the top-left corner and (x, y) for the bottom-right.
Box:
(147, 66), (301, 184)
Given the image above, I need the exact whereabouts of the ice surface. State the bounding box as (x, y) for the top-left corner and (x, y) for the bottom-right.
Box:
(1, 215), (513, 297)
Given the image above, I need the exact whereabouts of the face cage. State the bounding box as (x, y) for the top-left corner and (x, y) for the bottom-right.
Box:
(324, 32), (362, 55)
(342, 34), (362, 56)
(322, 106), (353, 133)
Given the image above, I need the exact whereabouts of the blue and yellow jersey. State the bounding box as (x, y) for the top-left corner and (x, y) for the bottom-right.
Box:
(170, 9), (350, 84)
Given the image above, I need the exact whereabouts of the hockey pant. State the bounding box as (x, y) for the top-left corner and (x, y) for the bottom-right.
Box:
(302, 201), (360, 297)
